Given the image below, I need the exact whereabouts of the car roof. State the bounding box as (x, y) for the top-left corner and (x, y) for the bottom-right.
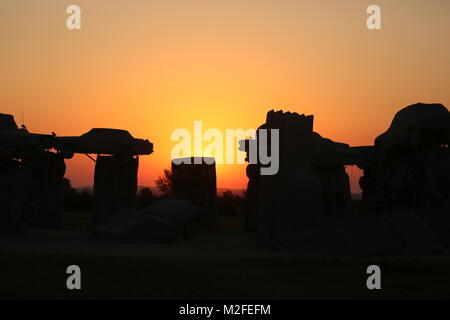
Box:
(83, 128), (132, 135)
(375, 103), (449, 150)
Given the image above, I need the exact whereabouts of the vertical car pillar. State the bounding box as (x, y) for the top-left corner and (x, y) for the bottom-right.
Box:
(256, 111), (322, 249)
(24, 152), (65, 228)
(244, 164), (260, 232)
(0, 159), (30, 236)
(92, 155), (139, 224)
(313, 164), (352, 225)
(171, 157), (217, 230)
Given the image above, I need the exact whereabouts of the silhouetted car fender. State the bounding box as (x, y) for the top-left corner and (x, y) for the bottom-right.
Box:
(0, 129), (54, 159)
(61, 143), (75, 159)
(118, 146), (134, 161)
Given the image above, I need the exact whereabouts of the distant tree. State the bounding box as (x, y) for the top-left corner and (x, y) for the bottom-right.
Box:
(155, 168), (173, 196)
(137, 187), (158, 209)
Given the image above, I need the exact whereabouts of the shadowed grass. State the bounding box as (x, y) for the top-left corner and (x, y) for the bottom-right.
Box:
(1, 254), (450, 299)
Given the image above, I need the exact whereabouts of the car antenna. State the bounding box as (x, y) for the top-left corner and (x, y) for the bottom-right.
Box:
(21, 111), (27, 129)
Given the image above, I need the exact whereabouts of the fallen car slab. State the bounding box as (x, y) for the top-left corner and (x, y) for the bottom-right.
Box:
(90, 198), (200, 243)
(274, 213), (445, 257)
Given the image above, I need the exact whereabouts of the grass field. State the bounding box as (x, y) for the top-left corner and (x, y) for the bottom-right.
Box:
(1, 253), (450, 299)
(2, 210), (449, 300)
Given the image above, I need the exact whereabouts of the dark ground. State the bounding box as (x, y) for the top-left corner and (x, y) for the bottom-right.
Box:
(1, 253), (450, 299)
(1, 211), (450, 299)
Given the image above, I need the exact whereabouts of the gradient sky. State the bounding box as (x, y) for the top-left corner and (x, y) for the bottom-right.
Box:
(1, 0), (449, 191)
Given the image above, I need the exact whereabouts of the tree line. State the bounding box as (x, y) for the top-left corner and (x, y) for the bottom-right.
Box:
(63, 169), (246, 217)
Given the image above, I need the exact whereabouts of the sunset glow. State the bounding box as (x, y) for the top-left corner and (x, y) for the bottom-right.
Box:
(1, 0), (449, 191)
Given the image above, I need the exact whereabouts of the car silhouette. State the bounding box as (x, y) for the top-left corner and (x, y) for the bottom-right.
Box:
(0, 113), (54, 159)
(55, 128), (153, 159)
(375, 103), (450, 152)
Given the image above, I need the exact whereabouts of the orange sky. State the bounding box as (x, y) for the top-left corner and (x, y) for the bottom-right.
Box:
(1, 0), (449, 192)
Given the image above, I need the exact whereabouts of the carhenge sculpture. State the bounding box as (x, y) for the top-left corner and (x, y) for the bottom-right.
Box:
(240, 103), (450, 254)
(0, 113), (154, 236)
(360, 103), (450, 246)
(0, 113), (64, 234)
(239, 110), (373, 248)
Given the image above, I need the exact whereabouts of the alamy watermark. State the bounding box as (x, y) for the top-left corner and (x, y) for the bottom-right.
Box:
(66, 5), (81, 30)
(367, 5), (382, 30)
(170, 121), (279, 176)
(66, 265), (81, 290)
(366, 265), (381, 290)
(66, 5), (381, 31)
